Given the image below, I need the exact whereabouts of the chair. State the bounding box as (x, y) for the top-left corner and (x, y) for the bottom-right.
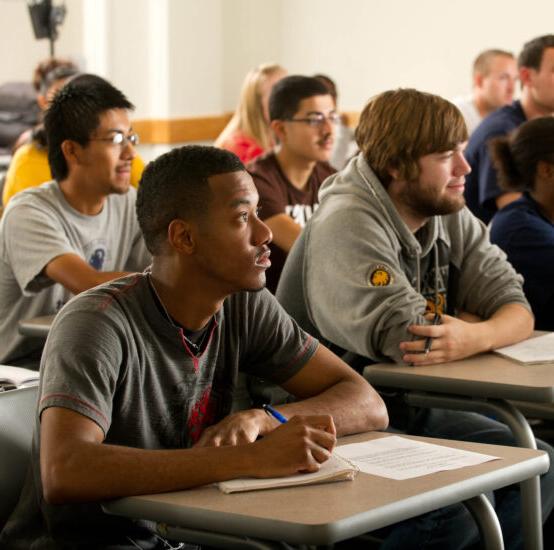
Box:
(0, 385), (38, 528)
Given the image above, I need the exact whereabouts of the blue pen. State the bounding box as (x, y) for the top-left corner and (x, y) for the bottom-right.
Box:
(262, 403), (288, 424)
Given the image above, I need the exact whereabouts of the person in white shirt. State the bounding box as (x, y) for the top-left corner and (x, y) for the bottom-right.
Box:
(454, 49), (518, 134)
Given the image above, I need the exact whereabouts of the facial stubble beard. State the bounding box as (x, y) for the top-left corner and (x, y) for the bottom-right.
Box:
(404, 181), (466, 218)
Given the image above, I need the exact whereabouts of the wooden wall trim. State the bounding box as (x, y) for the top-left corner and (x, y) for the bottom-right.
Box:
(133, 111), (360, 145)
(133, 113), (233, 144)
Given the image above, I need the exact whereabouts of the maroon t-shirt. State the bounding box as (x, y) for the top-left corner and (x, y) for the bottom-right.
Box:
(248, 152), (336, 293)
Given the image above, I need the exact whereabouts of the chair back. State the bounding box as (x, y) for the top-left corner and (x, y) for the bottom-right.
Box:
(0, 386), (38, 527)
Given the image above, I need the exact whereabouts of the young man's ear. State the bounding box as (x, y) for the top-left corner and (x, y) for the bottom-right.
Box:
(270, 119), (286, 144)
(60, 139), (83, 169)
(473, 72), (485, 90)
(168, 219), (196, 254)
(387, 164), (401, 182)
(519, 66), (532, 88)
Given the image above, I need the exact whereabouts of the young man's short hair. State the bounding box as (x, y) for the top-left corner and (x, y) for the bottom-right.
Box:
(473, 49), (514, 76)
(355, 89), (468, 187)
(44, 74), (134, 182)
(518, 34), (554, 70)
(136, 145), (245, 255)
(269, 75), (330, 121)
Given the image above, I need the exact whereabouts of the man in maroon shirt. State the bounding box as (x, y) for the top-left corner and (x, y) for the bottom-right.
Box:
(248, 75), (337, 292)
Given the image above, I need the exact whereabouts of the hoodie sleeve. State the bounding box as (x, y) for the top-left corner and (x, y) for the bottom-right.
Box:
(303, 200), (428, 364)
(451, 208), (530, 317)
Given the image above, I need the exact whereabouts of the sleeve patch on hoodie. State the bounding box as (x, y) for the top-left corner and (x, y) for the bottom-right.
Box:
(367, 264), (393, 287)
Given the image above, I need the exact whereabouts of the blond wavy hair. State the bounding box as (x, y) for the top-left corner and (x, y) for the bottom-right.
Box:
(215, 63), (285, 151)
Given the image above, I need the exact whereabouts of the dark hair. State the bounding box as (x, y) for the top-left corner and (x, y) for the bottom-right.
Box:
(313, 74), (337, 102)
(356, 89), (467, 187)
(490, 117), (554, 192)
(32, 57), (78, 93)
(43, 74), (134, 181)
(136, 145), (245, 254)
(269, 75), (330, 121)
(518, 34), (554, 69)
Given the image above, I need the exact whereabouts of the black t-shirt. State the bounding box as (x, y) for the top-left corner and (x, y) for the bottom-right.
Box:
(248, 152), (335, 293)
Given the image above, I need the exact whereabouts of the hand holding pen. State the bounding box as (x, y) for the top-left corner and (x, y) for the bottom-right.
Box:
(424, 313), (442, 354)
(401, 313), (485, 365)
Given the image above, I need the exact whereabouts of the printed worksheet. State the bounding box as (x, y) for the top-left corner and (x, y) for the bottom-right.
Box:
(336, 436), (499, 480)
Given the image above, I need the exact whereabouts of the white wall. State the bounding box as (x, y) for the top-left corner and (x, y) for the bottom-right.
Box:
(2, 0), (554, 118)
(0, 0), (84, 80)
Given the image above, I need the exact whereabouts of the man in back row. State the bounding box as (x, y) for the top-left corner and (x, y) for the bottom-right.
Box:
(248, 75), (336, 293)
(464, 34), (554, 223)
(453, 48), (517, 135)
(277, 88), (554, 547)
(0, 74), (150, 367)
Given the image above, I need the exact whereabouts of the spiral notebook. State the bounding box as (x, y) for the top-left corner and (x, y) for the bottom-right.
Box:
(217, 452), (359, 494)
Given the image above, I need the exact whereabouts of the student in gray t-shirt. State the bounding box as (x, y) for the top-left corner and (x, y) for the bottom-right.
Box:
(0, 146), (387, 549)
(0, 74), (150, 367)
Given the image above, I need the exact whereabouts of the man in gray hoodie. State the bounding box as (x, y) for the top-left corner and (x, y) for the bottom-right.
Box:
(277, 88), (554, 548)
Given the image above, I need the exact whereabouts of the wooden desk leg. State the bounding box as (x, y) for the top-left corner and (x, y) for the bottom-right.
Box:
(464, 494), (504, 550)
(404, 393), (543, 550)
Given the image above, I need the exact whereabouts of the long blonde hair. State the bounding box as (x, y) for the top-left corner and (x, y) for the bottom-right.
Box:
(216, 63), (285, 151)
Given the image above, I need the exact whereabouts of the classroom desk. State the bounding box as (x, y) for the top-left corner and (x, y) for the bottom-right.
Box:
(18, 314), (54, 338)
(364, 353), (554, 550)
(102, 431), (549, 550)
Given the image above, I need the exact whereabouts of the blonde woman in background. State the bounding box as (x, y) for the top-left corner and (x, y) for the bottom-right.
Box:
(215, 63), (286, 164)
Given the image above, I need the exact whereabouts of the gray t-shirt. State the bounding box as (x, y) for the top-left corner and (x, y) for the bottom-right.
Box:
(0, 181), (150, 365)
(0, 273), (318, 548)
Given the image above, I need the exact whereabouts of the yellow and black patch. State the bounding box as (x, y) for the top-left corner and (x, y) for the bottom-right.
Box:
(367, 265), (393, 287)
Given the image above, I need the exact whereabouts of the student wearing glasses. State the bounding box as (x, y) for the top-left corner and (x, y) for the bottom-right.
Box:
(248, 75), (338, 293)
(0, 74), (150, 368)
(3, 60), (145, 206)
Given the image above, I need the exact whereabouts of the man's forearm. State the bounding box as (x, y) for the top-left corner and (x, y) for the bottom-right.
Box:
(42, 439), (255, 504)
(474, 303), (534, 352)
(280, 377), (388, 436)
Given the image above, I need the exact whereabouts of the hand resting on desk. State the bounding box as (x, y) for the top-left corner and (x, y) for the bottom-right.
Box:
(399, 303), (533, 365)
(195, 412), (336, 475)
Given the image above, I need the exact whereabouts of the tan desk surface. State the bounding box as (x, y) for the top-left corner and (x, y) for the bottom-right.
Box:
(365, 352), (554, 402)
(103, 431), (548, 545)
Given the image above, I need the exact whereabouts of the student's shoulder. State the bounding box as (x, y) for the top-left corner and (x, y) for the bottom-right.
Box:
(2, 181), (62, 219)
(246, 151), (278, 175)
(470, 103), (523, 146)
(60, 273), (148, 321)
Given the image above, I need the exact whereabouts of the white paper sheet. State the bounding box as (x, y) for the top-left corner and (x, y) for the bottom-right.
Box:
(494, 333), (554, 364)
(336, 436), (499, 480)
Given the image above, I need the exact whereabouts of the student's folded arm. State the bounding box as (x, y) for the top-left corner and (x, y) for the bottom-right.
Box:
(44, 253), (131, 294)
(40, 406), (337, 504)
(264, 213), (302, 252)
(304, 208), (427, 364)
(402, 304), (533, 365)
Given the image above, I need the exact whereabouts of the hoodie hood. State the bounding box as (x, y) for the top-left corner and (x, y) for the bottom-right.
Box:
(318, 153), (445, 260)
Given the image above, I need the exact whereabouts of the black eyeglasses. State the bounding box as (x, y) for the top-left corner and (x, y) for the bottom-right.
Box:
(285, 112), (341, 128)
(90, 131), (140, 147)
